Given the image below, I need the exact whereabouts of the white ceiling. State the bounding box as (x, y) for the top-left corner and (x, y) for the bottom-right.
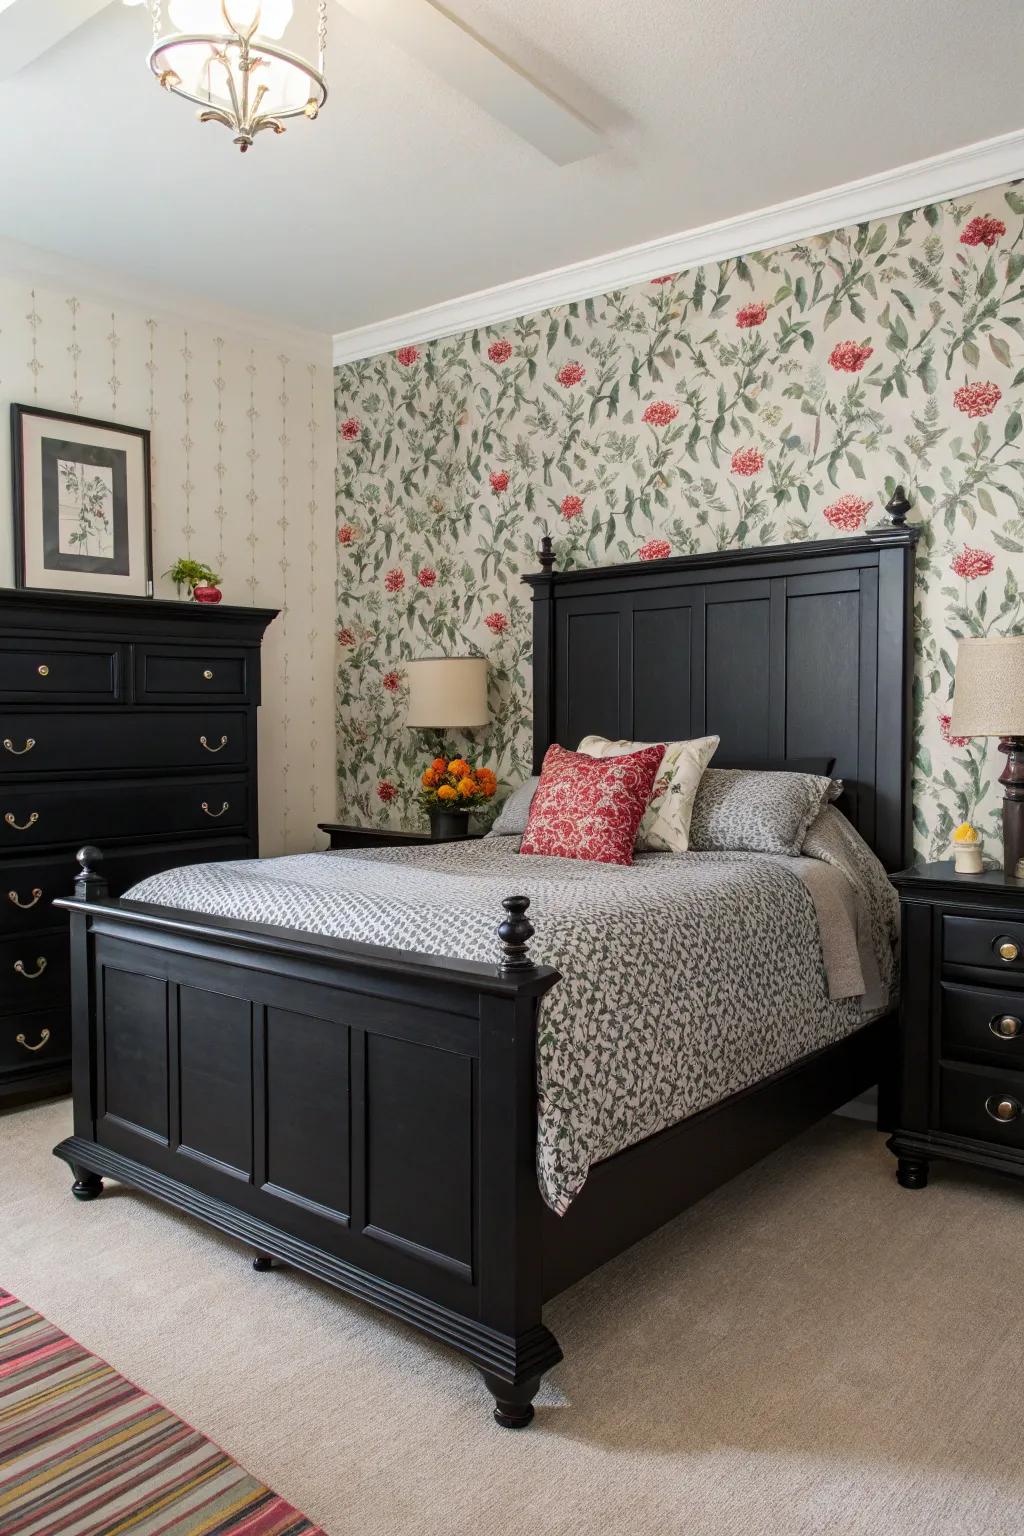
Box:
(0, 0), (1020, 335)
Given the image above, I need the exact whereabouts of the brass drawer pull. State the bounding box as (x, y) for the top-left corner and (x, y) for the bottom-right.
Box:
(200, 735), (228, 753)
(3, 738), (35, 755)
(37, 664), (49, 677)
(201, 801), (229, 818)
(991, 1014), (1022, 1040)
(986, 1095), (1022, 1123)
(4, 812), (39, 832)
(8, 888), (42, 910)
(203, 669), (214, 680)
(16, 1027), (50, 1053)
(14, 956), (47, 980)
(997, 939), (1020, 962)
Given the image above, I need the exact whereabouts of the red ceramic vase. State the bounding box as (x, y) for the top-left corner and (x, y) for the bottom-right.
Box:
(192, 585), (223, 605)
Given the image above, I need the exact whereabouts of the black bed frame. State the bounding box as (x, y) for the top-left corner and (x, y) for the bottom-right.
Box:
(53, 526), (917, 1426)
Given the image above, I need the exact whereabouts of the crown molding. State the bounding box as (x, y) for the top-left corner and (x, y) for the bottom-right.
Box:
(333, 128), (1024, 367)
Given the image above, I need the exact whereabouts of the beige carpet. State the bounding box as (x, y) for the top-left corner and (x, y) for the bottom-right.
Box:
(2, 1100), (1020, 1536)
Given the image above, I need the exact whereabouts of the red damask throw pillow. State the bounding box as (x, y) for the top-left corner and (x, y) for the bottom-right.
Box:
(520, 742), (666, 865)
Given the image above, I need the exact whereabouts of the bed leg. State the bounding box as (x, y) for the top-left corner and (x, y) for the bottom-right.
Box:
(482, 1373), (541, 1429)
(71, 1165), (103, 1201)
(896, 1155), (929, 1189)
(252, 1252), (277, 1272)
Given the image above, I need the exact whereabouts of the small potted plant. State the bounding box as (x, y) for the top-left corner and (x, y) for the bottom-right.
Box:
(166, 558), (223, 604)
(418, 756), (498, 839)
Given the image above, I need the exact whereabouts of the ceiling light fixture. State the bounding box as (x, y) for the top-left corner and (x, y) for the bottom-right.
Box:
(145, 0), (328, 153)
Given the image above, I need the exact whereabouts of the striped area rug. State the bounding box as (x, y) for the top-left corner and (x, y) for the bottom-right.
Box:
(0, 1289), (324, 1536)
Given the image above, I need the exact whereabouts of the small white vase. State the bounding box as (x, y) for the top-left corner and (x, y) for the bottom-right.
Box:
(951, 838), (983, 874)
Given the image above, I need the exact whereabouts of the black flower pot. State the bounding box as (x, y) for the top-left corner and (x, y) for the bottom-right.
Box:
(428, 807), (471, 841)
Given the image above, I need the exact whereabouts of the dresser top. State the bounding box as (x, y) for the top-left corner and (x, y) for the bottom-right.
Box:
(0, 586), (279, 643)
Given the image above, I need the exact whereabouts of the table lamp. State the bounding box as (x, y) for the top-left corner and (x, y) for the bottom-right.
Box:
(405, 656), (489, 757)
(949, 636), (1024, 874)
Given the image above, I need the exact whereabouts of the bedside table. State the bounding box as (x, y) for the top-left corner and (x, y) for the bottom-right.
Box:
(889, 862), (1024, 1191)
(318, 822), (486, 850)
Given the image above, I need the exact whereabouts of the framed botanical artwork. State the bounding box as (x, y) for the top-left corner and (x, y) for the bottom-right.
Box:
(11, 404), (153, 598)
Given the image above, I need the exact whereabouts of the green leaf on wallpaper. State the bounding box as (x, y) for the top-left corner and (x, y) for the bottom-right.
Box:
(962, 338), (980, 367)
(794, 276), (807, 311)
(546, 319), (559, 354)
(1005, 411), (1022, 443)
(846, 451), (866, 479)
(735, 257), (753, 287)
(824, 297), (843, 328)
(893, 289), (916, 316)
(977, 486), (997, 516)
(798, 483), (810, 513)
(978, 257), (998, 298)
(923, 204), (939, 227)
(916, 747), (932, 776)
(773, 285), (791, 304)
(1006, 190), (1024, 215)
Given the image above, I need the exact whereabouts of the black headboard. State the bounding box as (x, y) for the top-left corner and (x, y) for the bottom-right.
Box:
(524, 529), (918, 871)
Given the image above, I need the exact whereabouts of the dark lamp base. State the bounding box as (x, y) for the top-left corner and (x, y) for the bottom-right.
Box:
(998, 736), (1024, 874)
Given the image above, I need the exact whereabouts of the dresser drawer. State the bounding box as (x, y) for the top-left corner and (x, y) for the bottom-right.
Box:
(0, 776), (249, 850)
(941, 982), (1024, 1069)
(0, 1008), (69, 1074)
(0, 931), (68, 1014)
(135, 645), (251, 703)
(0, 709), (248, 776)
(0, 638), (121, 702)
(940, 1061), (1024, 1148)
(942, 914), (1024, 981)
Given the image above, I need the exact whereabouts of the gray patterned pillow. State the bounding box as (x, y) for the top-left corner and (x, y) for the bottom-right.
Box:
(688, 768), (834, 856)
(488, 776), (539, 836)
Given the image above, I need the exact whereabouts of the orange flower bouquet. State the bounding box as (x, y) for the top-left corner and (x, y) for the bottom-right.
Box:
(418, 756), (498, 838)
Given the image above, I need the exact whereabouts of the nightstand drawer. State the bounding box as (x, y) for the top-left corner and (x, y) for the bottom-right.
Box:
(135, 646), (251, 703)
(0, 1009), (69, 1073)
(941, 982), (1024, 1067)
(0, 639), (121, 702)
(940, 1062), (1024, 1148)
(943, 914), (1024, 979)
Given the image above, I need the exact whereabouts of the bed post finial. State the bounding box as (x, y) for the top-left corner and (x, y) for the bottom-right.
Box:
(884, 485), (911, 528)
(538, 530), (554, 573)
(75, 846), (108, 901)
(498, 895), (535, 973)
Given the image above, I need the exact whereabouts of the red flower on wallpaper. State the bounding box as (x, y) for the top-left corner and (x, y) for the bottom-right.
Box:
(951, 546), (994, 580)
(560, 494), (584, 519)
(337, 524), (356, 545)
(382, 671), (401, 693)
(650, 274), (678, 285)
(642, 400), (680, 427)
(337, 626), (355, 647)
(485, 612), (509, 634)
(736, 302), (768, 328)
(384, 568), (406, 593)
(489, 470), (510, 494)
(487, 339), (513, 363)
(417, 566), (437, 588)
(637, 539), (672, 561)
(395, 346), (420, 366)
(556, 361), (586, 387)
(960, 216), (1006, 248)
(823, 494), (872, 532)
(939, 713), (971, 748)
(953, 381), (1001, 418)
(828, 340), (874, 372)
(730, 447), (764, 476)
(377, 780), (398, 803)
(339, 417), (361, 440)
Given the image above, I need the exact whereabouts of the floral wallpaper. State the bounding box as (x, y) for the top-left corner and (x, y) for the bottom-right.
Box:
(0, 270), (337, 856)
(335, 182), (1024, 863)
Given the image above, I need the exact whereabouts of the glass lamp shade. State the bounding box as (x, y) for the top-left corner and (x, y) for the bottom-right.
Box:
(158, 0), (316, 119)
(168, 1), (294, 39)
(405, 658), (489, 729)
(948, 637), (1024, 739)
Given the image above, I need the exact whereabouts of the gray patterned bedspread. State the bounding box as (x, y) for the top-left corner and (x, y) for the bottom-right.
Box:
(126, 808), (897, 1215)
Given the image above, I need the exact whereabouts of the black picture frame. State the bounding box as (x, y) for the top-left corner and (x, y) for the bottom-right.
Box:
(11, 404), (153, 598)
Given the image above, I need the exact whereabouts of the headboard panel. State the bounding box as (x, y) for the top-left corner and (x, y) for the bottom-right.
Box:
(525, 529), (917, 871)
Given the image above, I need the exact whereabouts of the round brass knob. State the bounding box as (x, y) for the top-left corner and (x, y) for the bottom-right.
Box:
(991, 1015), (1022, 1039)
(203, 669), (214, 680)
(987, 1096), (1021, 1122)
(37, 664), (49, 677)
(998, 940), (1020, 962)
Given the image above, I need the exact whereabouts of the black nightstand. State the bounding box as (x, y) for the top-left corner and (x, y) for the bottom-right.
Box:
(889, 861), (1024, 1191)
(318, 822), (486, 850)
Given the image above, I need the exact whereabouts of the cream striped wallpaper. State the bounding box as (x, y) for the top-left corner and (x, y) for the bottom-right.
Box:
(0, 266), (337, 855)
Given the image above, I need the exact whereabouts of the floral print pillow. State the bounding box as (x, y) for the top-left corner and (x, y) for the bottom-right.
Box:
(578, 734), (720, 853)
(521, 743), (666, 865)
(688, 768), (834, 856)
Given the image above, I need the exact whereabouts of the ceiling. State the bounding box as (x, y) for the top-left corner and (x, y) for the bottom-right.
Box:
(0, 0), (1020, 336)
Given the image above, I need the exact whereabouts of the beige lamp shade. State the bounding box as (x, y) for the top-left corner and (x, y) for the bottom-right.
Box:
(948, 636), (1024, 737)
(405, 656), (489, 728)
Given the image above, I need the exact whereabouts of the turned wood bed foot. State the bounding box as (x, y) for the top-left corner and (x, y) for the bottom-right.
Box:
(70, 1165), (103, 1201)
(483, 1373), (541, 1429)
(896, 1155), (929, 1189)
(252, 1252), (277, 1272)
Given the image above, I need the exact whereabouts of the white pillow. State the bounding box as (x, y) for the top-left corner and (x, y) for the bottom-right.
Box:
(577, 734), (719, 852)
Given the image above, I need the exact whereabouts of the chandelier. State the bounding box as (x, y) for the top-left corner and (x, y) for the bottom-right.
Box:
(146, 1), (328, 152)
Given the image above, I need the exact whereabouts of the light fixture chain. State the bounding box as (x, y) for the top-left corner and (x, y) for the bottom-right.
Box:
(318, 0), (328, 60)
(150, 0), (162, 44)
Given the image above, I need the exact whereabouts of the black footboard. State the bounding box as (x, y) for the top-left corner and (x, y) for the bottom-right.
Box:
(55, 849), (562, 1427)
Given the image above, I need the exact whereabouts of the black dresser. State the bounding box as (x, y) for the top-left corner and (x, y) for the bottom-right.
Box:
(889, 863), (1024, 1190)
(0, 590), (277, 1109)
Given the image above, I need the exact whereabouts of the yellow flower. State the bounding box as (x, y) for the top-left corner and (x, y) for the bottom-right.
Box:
(952, 821), (979, 844)
(437, 784), (458, 801)
(421, 768), (438, 788)
(457, 776), (477, 799)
